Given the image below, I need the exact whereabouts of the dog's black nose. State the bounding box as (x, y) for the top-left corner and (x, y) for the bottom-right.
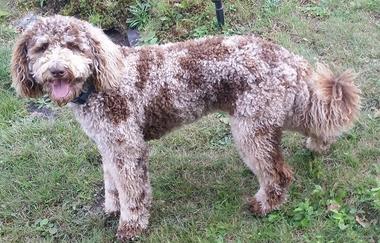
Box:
(49, 65), (66, 78)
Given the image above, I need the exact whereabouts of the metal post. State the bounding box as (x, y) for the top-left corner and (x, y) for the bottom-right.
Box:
(212, 0), (224, 28)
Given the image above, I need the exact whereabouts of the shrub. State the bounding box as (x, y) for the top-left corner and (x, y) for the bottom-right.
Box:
(16, 0), (137, 31)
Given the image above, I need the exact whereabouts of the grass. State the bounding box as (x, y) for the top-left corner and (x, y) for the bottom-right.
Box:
(0, 0), (379, 242)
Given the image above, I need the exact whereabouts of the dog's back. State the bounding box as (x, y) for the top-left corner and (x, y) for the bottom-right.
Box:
(118, 35), (311, 140)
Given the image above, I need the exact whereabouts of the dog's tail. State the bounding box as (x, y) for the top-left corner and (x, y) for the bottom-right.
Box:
(310, 63), (361, 136)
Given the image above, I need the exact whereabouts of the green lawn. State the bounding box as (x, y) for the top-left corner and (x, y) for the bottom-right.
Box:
(0, 0), (379, 242)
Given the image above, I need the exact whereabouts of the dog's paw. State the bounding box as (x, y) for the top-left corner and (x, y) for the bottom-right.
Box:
(104, 201), (120, 216)
(116, 223), (144, 241)
(105, 210), (120, 221)
(104, 205), (120, 215)
(248, 197), (267, 216)
(304, 137), (331, 154)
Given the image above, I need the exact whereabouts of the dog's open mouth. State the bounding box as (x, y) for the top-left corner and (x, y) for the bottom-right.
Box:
(51, 79), (71, 100)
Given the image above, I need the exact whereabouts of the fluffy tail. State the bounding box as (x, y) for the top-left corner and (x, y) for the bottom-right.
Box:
(309, 64), (361, 137)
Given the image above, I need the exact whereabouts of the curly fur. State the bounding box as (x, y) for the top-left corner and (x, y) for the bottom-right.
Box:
(11, 15), (360, 240)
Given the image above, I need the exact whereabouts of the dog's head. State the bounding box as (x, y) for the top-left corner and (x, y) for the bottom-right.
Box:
(11, 15), (123, 106)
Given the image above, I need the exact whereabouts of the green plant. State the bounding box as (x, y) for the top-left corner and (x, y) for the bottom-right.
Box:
(34, 218), (58, 237)
(357, 183), (380, 211)
(292, 199), (315, 228)
(369, 186), (380, 210)
(192, 25), (210, 38)
(302, 2), (330, 18)
(127, 1), (151, 29)
(0, 25), (16, 43)
(38, 0), (46, 8)
(263, 0), (281, 15)
(0, 9), (9, 23)
(139, 30), (158, 45)
(88, 13), (102, 27)
(329, 208), (355, 230)
(32, 96), (54, 109)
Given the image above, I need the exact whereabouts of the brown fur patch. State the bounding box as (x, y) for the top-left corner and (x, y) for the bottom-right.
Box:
(238, 37), (250, 49)
(274, 157), (293, 189)
(186, 36), (230, 61)
(265, 185), (285, 209)
(270, 128), (293, 188)
(115, 138), (125, 145)
(243, 56), (264, 83)
(129, 206), (140, 213)
(139, 163), (148, 183)
(117, 223), (144, 240)
(206, 76), (250, 114)
(121, 46), (139, 57)
(136, 149), (149, 182)
(293, 63), (313, 83)
(251, 127), (292, 211)
(154, 48), (165, 68)
(142, 86), (182, 140)
(135, 48), (153, 90)
(176, 36), (230, 89)
(115, 157), (124, 170)
(137, 190), (147, 204)
(249, 197), (265, 216)
(102, 91), (130, 124)
(177, 55), (204, 89)
(254, 126), (271, 137)
(11, 33), (43, 98)
(173, 37), (253, 114)
(260, 41), (280, 66)
(109, 189), (119, 201)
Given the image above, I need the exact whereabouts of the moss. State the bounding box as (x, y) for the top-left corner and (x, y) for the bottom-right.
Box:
(15, 0), (136, 30)
(145, 0), (214, 42)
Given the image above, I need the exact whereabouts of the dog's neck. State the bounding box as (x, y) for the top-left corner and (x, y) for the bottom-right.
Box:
(72, 81), (96, 105)
(285, 84), (313, 135)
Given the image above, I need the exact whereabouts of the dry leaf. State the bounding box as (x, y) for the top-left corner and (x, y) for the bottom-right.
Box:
(355, 215), (368, 228)
(327, 202), (340, 212)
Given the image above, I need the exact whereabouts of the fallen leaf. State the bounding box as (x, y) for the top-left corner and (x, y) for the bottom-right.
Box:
(355, 215), (368, 228)
(327, 202), (340, 212)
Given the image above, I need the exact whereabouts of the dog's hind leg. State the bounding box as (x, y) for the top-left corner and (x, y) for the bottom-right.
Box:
(231, 117), (293, 215)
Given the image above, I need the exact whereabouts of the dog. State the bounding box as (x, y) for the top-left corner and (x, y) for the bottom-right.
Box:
(11, 15), (360, 240)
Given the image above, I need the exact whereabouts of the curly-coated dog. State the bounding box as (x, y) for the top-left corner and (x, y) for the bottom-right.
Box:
(11, 15), (360, 239)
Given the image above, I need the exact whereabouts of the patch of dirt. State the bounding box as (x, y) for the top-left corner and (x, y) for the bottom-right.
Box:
(126, 29), (140, 46)
(88, 183), (105, 216)
(26, 101), (56, 119)
(299, 0), (320, 5)
(357, 201), (380, 226)
(71, 182), (104, 220)
(104, 28), (140, 47)
(104, 28), (129, 46)
(87, 183), (119, 229)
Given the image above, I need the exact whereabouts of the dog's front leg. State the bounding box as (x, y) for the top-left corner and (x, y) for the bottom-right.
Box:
(107, 141), (152, 240)
(102, 161), (120, 215)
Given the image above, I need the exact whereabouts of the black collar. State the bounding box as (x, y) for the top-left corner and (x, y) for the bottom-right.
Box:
(72, 82), (96, 105)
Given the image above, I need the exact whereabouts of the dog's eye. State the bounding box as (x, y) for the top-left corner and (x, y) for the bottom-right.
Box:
(67, 42), (81, 52)
(34, 43), (49, 53)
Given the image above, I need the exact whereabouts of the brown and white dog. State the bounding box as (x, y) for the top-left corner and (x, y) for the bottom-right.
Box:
(11, 15), (360, 240)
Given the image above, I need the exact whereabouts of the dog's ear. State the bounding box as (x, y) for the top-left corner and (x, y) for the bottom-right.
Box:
(314, 63), (360, 114)
(86, 25), (123, 91)
(11, 33), (43, 98)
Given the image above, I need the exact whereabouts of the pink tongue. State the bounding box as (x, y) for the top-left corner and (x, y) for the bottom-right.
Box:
(52, 80), (70, 99)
